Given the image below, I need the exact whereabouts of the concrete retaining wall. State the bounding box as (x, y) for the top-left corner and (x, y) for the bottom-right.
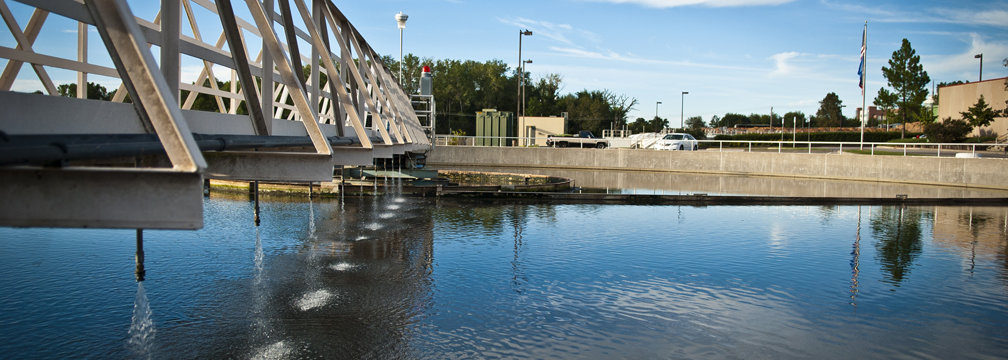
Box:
(427, 146), (1008, 190)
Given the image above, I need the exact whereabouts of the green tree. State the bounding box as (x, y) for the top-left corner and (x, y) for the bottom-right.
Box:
(923, 118), (971, 142)
(748, 113), (767, 126)
(558, 89), (630, 135)
(627, 117), (648, 134)
(57, 82), (111, 100)
(782, 111), (806, 129)
(710, 113), (748, 128)
(814, 92), (844, 127)
(607, 92), (638, 130)
(685, 115), (705, 129)
(647, 116), (669, 132)
(180, 78), (227, 112)
(525, 74), (563, 117)
(382, 53), (423, 95)
(881, 38), (930, 138)
(873, 87), (898, 129)
(960, 95), (997, 129)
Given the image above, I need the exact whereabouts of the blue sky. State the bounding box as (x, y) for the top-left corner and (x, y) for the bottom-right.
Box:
(3, 0), (1006, 124)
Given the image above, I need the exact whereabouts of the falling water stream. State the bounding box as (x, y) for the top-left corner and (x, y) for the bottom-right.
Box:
(127, 282), (155, 359)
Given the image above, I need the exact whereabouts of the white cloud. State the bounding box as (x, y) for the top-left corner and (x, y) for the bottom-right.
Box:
(549, 45), (758, 72)
(932, 8), (1008, 28)
(498, 17), (587, 46)
(921, 33), (1008, 80)
(586, 0), (795, 8)
(769, 51), (800, 76)
(823, 0), (1008, 28)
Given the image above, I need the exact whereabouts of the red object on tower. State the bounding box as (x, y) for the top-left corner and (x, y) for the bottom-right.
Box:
(420, 65), (432, 95)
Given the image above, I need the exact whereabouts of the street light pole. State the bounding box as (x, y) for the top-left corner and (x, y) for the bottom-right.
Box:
(975, 53), (983, 81)
(395, 12), (408, 87)
(680, 91), (688, 130)
(655, 101), (662, 120)
(522, 59), (532, 117)
(517, 29), (532, 119)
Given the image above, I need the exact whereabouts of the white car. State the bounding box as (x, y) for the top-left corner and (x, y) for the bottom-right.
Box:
(655, 133), (698, 151)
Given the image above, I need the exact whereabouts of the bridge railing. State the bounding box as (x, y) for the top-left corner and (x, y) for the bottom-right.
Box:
(2, 0), (429, 152)
(433, 135), (1003, 158)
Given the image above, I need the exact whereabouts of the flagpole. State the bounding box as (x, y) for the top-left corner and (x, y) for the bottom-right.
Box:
(860, 21), (867, 150)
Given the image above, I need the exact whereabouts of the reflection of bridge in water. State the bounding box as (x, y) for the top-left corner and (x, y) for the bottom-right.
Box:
(0, 0), (432, 230)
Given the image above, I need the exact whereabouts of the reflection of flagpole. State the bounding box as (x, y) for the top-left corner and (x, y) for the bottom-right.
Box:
(859, 22), (867, 150)
(969, 208), (976, 276)
(851, 205), (861, 307)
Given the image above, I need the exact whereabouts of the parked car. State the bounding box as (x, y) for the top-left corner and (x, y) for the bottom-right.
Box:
(654, 133), (698, 151)
(546, 131), (609, 148)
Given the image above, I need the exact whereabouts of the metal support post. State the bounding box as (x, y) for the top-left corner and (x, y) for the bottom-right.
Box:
(253, 180), (261, 226)
(135, 229), (145, 282)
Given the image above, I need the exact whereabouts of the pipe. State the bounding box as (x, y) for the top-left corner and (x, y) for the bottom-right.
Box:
(253, 180), (261, 227)
(0, 133), (358, 166)
(135, 229), (145, 282)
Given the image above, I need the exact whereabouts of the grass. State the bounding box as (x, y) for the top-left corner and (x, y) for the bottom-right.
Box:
(843, 149), (925, 156)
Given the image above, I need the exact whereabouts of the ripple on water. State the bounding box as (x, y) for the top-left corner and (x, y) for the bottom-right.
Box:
(379, 212), (396, 219)
(251, 340), (293, 360)
(365, 222), (383, 231)
(330, 262), (357, 272)
(295, 289), (334, 311)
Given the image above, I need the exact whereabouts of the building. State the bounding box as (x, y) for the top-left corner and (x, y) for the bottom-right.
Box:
(517, 115), (566, 146)
(855, 106), (887, 126)
(937, 77), (1008, 137)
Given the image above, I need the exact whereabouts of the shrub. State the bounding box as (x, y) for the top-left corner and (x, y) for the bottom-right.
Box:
(923, 118), (972, 143)
(712, 131), (920, 144)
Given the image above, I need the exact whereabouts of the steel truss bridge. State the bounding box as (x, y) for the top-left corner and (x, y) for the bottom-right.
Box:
(0, 0), (433, 230)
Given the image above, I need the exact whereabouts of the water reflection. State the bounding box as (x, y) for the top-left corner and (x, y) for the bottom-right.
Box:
(931, 206), (1008, 282)
(850, 206), (861, 307)
(435, 166), (1008, 198)
(509, 205), (526, 294)
(870, 206), (926, 284)
(3, 198), (1008, 358)
(250, 187), (435, 358)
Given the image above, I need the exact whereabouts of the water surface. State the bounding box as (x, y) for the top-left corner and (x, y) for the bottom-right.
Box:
(1, 191), (1006, 358)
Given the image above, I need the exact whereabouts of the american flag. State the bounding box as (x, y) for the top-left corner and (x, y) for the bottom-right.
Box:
(858, 26), (866, 94)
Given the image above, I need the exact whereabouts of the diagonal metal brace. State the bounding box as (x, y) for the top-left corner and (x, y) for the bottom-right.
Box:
(84, 0), (205, 172)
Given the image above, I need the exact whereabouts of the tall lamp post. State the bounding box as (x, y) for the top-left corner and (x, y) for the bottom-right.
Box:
(395, 12), (408, 87)
(522, 59), (532, 117)
(974, 53), (983, 81)
(680, 91), (688, 130)
(517, 29), (532, 118)
(655, 101), (662, 120)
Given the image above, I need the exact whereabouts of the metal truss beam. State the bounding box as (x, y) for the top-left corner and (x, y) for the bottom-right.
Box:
(85, 0), (206, 172)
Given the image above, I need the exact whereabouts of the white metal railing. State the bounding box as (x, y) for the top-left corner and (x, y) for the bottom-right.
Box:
(433, 135), (1003, 158)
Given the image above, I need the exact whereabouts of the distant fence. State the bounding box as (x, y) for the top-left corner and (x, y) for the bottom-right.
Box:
(426, 145), (1008, 190)
(434, 135), (1005, 158)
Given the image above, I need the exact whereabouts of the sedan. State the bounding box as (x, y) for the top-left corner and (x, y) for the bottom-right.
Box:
(655, 133), (698, 151)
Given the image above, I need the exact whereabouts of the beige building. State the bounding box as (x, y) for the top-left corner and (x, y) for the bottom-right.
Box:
(517, 115), (566, 146)
(937, 77), (1008, 137)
